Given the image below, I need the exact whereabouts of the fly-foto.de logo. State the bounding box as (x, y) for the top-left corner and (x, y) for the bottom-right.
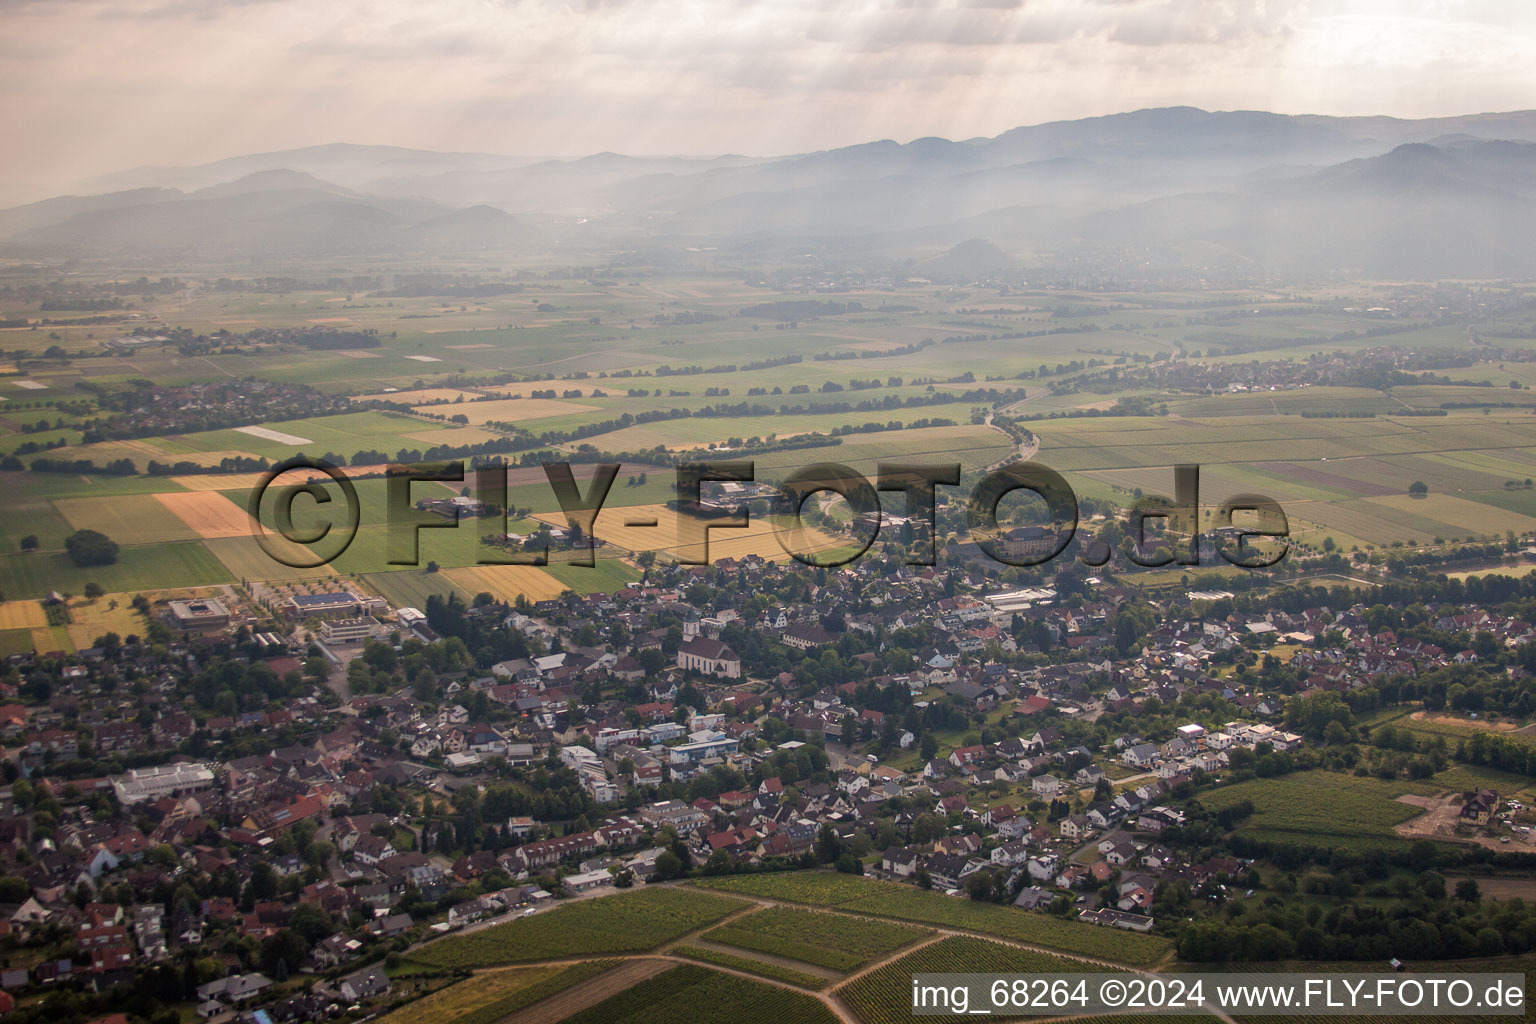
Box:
(246, 457), (1288, 571)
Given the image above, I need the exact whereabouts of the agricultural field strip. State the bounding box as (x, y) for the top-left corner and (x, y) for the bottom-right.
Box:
(414, 892), (1172, 1024)
(701, 904), (933, 971)
(411, 887), (751, 969)
(372, 960), (618, 1024)
(552, 962), (843, 1024)
(1194, 771), (1437, 848)
(690, 877), (1171, 967)
(836, 936), (1182, 1024)
(671, 944), (836, 988)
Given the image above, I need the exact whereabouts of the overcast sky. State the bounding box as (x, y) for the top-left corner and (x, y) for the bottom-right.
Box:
(2, 0), (1534, 198)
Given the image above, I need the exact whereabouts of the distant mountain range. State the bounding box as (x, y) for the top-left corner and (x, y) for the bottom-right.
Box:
(7, 107), (1536, 276)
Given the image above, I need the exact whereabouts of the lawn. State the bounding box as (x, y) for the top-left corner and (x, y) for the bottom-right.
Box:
(412, 887), (747, 969)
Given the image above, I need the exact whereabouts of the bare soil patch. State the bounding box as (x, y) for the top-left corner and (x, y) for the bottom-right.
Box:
(1410, 710), (1523, 733)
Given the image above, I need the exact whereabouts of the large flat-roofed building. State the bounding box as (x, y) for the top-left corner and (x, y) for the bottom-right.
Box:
(165, 598), (230, 632)
(111, 763), (216, 805)
(283, 590), (386, 619)
(320, 617), (380, 644)
(668, 732), (739, 765)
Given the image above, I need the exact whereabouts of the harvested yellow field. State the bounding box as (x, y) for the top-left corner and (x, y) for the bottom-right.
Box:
(407, 426), (505, 446)
(412, 397), (597, 425)
(154, 490), (254, 539)
(352, 387), (481, 404)
(170, 471), (270, 492)
(533, 503), (842, 564)
(441, 564), (571, 603)
(481, 381), (603, 399)
(0, 601), (47, 630)
(29, 627), (58, 653)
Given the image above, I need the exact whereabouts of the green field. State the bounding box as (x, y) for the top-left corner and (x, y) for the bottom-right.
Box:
(52, 494), (199, 545)
(0, 541), (230, 601)
(543, 557), (642, 594)
(839, 936), (1116, 1024)
(671, 945), (831, 988)
(0, 629), (33, 657)
(412, 888), (747, 969)
(691, 874), (1171, 965)
(1196, 771), (1439, 851)
(558, 964), (840, 1024)
(374, 961), (616, 1024)
(1432, 764), (1536, 798)
(1398, 714), (1536, 749)
(703, 906), (930, 971)
(9, 275), (1536, 604)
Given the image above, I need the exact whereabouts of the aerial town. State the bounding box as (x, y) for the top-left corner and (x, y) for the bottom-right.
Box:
(0, 528), (1533, 1022)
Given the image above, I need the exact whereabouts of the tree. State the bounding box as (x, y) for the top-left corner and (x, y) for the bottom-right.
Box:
(248, 861), (278, 902)
(18, 535), (37, 551)
(64, 529), (118, 567)
(83, 582), (104, 600)
(1455, 877), (1481, 903)
(1409, 481), (1429, 498)
(258, 929), (307, 976)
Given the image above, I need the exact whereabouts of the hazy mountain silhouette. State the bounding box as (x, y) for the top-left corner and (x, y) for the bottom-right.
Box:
(7, 108), (1536, 272)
